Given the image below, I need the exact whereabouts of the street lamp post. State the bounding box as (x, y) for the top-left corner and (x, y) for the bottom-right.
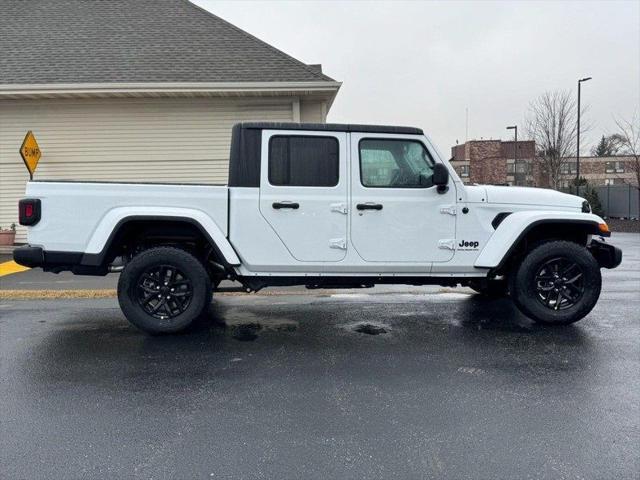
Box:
(507, 125), (518, 185)
(576, 77), (592, 194)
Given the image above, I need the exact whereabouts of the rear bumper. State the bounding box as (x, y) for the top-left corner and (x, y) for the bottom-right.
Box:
(13, 246), (44, 268)
(589, 239), (622, 269)
(13, 246), (103, 275)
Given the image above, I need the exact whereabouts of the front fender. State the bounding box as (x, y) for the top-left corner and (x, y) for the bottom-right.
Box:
(84, 206), (241, 266)
(474, 211), (606, 269)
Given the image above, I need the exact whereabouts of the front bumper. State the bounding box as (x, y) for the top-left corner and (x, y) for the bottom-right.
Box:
(589, 239), (622, 269)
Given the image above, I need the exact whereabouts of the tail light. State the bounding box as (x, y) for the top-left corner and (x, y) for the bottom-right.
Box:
(19, 199), (41, 226)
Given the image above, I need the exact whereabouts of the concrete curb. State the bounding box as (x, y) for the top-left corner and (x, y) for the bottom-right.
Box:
(0, 289), (118, 299)
(0, 289), (334, 300)
(0, 288), (459, 300)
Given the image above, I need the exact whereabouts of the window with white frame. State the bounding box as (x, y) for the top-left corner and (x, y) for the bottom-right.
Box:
(507, 162), (530, 175)
(561, 162), (577, 174)
(605, 161), (624, 173)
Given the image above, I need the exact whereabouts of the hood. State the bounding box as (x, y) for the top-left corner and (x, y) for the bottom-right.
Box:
(476, 185), (584, 210)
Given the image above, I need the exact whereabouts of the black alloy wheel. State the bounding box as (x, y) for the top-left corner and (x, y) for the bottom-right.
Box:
(118, 247), (212, 334)
(136, 265), (193, 320)
(509, 240), (601, 326)
(534, 257), (585, 311)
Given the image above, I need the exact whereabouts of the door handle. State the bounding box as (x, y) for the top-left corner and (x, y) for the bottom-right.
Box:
(356, 203), (383, 211)
(272, 201), (300, 210)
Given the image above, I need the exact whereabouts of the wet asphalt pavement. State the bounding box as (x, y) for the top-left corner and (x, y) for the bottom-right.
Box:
(1, 234), (639, 479)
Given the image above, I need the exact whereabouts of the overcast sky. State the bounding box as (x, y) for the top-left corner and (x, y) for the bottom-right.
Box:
(194, 0), (640, 155)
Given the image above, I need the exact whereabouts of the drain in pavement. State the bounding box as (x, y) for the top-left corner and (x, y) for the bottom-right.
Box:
(353, 323), (388, 335)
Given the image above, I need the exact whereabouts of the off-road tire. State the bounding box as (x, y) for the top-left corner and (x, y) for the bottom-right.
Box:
(509, 240), (601, 325)
(118, 247), (212, 334)
(469, 279), (509, 298)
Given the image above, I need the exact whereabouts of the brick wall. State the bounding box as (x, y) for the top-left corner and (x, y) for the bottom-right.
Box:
(450, 139), (536, 185)
(556, 156), (638, 187)
(501, 140), (535, 159)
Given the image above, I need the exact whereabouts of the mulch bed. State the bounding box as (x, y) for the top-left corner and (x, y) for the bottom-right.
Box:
(607, 218), (640, 233)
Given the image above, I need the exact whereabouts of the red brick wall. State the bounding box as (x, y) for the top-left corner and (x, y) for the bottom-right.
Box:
(501, 141), (535, 159)
(450, 140), (540, 185)
(451, 144), (466, 161)
(468, 141), (504, 184)
(474, 157), (508, 184)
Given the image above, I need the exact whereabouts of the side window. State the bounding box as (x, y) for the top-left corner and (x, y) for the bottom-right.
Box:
(359, 139), (434, 188)
(269, 135), (339, 187)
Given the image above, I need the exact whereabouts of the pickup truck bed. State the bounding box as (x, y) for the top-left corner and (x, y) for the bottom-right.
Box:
(26, 181), (229, 252)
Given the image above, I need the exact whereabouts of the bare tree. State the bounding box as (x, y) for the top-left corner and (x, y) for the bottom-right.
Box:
(525, 90), (586, 189)
(614, 111), (640, 207)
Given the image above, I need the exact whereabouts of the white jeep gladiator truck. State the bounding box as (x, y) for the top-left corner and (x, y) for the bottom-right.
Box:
(14, 122), (622, 333)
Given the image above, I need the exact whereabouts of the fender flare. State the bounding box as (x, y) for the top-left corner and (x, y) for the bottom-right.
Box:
(81, 207), (241, 267)
(474, 211), (606, 269)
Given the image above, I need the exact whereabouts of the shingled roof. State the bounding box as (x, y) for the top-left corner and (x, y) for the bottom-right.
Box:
(0, 0), (336, 85)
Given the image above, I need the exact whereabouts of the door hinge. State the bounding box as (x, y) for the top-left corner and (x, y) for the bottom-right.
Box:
(331, 203), (348, 214)
(329, 238), (347, 250)
(440, 205), (457, 216)
(438, 239), (456, 250)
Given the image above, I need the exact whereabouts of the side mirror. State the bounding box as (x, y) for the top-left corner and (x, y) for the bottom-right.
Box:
(432, 163), (449, 193)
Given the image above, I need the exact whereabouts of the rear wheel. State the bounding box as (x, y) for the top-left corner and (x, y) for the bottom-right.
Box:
(509, 240), (601, 325)
(117, 247), (212, 334)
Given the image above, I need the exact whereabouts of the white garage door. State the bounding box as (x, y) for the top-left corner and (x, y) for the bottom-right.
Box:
(0, 96), (293, 243)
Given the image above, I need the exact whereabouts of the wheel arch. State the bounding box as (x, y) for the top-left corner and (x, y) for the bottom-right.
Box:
(475, 213), (607, 273)
(81, 214), (241, 268)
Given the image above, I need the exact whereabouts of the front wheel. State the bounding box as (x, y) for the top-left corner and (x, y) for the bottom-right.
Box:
(117, 247), (212, 334)
(509, 240), (601, 325)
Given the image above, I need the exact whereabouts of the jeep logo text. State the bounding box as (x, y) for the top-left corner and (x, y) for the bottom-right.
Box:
(458, 240), (480, 249)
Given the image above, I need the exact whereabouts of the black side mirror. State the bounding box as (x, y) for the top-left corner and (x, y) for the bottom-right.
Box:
(432, 163), (449, 193)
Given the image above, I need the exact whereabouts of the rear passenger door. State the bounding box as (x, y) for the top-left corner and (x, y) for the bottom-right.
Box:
(259, 130), (348, 262)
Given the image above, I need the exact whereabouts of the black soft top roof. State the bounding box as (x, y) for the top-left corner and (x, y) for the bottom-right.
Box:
(236, 122), (424, 135)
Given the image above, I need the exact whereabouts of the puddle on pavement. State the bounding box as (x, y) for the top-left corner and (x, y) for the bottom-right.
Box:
(223, 311), (298, 341)
(352, 322), (389, 335)
(231, 323), (261, 342)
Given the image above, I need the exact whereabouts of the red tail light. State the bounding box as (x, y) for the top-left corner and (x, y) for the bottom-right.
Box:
(19, 199), (41, 226)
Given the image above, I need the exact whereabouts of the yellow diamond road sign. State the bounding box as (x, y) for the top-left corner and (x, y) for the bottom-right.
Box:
(19, 131), (41, 179)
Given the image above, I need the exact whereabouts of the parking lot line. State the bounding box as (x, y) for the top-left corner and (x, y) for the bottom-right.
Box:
(0, 261), (30, 277)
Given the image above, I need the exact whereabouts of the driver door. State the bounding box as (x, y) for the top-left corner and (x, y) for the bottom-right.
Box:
(349, 133), (456, 263)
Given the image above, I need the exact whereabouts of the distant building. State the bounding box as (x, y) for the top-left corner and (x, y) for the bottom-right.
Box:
(450, 140), (637, 188)
(556, 156), (638, 188)
(450, 139), (536, 186)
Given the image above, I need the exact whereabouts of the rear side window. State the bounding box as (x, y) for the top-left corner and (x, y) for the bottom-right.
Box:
(269, 135), (339, 187)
